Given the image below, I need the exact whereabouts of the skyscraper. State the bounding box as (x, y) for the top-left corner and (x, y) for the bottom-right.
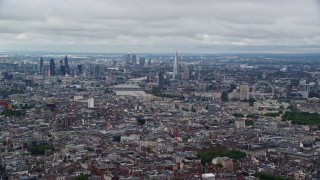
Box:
(39, 57), (44, 75)
(50, 59), (55, 76)
(183, 65), (191, 80)
(125, 54), (131, 65)
(94, 65), (100, 77)
(60, 66), (66, 76)
(59, 60), (65, 76)
(139, 57), (145, 67)
(64, 55), (70, 75)
(158, 71), (164, 92)
(77, 65), (83, 75)
(132, 54), (137, 65)
(240, 84), (249, 100)
(173, 51), (179, 79)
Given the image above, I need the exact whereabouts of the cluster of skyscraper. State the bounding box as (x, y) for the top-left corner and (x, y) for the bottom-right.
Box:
(124, 53), (147, 67)
(157, 51), (180, 92)
(39, 55), (76, 76)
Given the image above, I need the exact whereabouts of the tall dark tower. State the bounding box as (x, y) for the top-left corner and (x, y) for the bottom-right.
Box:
(94, 65), (100, 77)
(64, 55), (70, 75)
(59, 60), (65, 76)
(60, 66), (66, 76)
(158, 71), (164, 92)
(77, 65), (83, 75)
(132, 54), (137, 65)
(125, 54), (131, 65)
(139, 57), (145, 67)
(39, 57), (44, 75)
(50, 59), (55, 76)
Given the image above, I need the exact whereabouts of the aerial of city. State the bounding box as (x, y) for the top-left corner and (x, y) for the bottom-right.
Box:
(1, 0), (320, 180)
(0, 52), (320, 180)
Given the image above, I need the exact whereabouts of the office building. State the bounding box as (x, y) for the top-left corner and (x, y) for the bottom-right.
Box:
(64, 55), (70, 75)
(94, 65), (100, 77)
(50, 59), (55, 76)
(132, 54), (137, 65)
(240, 84), (249, 100)
(139, 57), (145, 66)
(60, 66), (66, 76)
(59, 60), (65, 76)
(39, 57), (44, 75)
(235, 120), (246, 129)
(88, 98), (94, 108)
(125, 54), (131, 65)
(183, 65), (191, 80)
(77, 65), (83, 75)
(158, 71), (164, 92)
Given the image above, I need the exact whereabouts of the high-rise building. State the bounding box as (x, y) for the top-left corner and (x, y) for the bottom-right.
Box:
(139, 57), (145, 66)
(60, 66), (66, 76)
(39, 57), (44, 75)
(132, 54), (137, 65)
(240, 84), (249, 100)
(59, 60), (65, 76)
(125, 54), (131, 65)
(173, 51), (179, 79)
(77, 65), (83, 75)
(198, 66), (201, 80)
(94, 65), (100, 77)
(158, 71), (164, 92)
(50, 59), (55, 76)
(64, 55), (70, 75)
(88, 98), (94, 108)
(183, 65), (191, 80)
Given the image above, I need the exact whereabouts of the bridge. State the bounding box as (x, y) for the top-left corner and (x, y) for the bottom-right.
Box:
(109, 84), (144, 91)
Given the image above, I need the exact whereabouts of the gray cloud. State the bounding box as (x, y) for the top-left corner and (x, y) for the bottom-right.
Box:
(0, 0), (320, 53)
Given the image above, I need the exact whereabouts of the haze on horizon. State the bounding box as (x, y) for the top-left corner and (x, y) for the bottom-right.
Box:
(0, 0), (320, 54)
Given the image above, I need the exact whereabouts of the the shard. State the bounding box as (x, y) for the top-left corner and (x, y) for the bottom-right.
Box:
(173, 51), (179, 79)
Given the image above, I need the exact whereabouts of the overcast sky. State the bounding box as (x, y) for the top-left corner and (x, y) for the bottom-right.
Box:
(0, 0), (320, 53)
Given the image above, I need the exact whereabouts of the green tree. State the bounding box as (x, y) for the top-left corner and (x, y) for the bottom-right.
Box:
(246, 114), (259, 119)
(197, 150), (246, 165)
(233, 113), (245, 117)
(245, 120), (254, 126)
(27, 145), (54, 155)
(282, 111), (320, 126)
(1, 110), (25, 117)
(76, 174), (90, 180)
(254, 172), (288, 180)
(264, 113), (280, 117)
(216, 163), (223, 168)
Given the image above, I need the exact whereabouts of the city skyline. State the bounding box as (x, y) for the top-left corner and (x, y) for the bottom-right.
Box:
(0, 0), (320, 53)
(0, 47), (320, 179)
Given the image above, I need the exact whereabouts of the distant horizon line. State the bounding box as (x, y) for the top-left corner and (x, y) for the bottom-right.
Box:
(1, 49), (320, 56)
